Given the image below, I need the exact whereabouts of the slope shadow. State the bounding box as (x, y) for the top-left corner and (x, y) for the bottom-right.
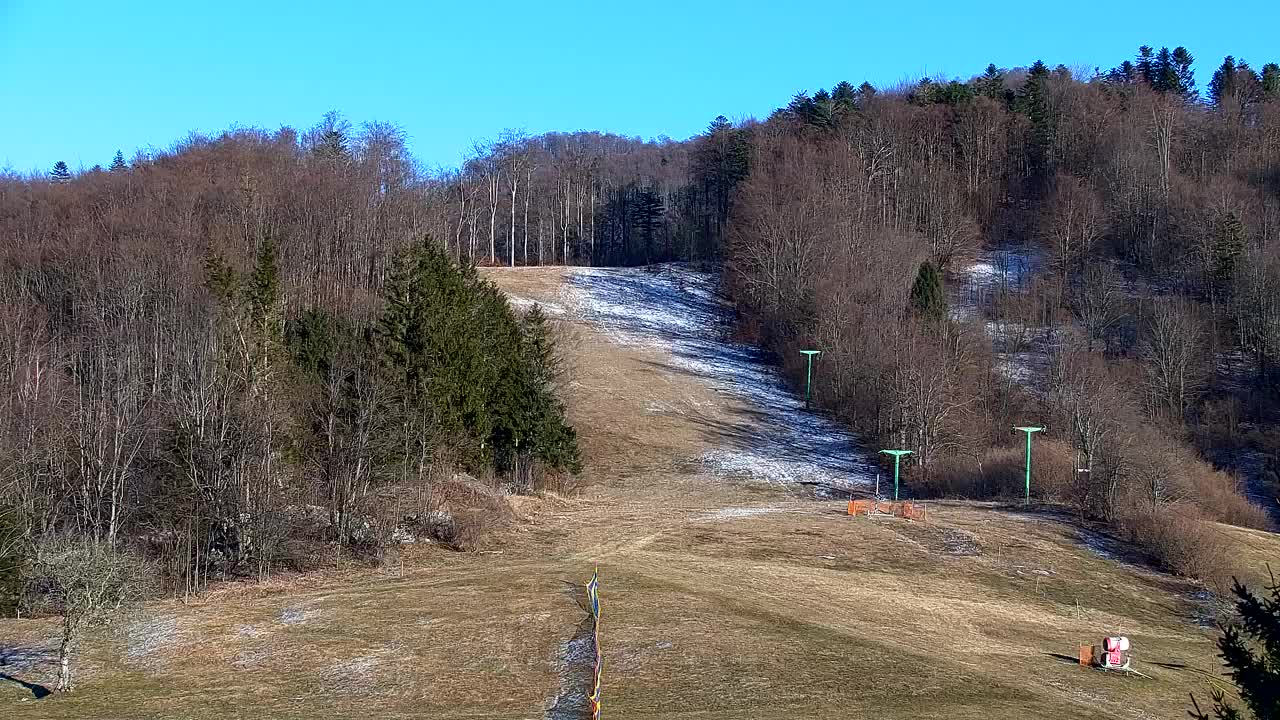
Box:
(0, 673), (52, 699)
(1044, 652), (1079, 666)
(1, 644), (56, 699)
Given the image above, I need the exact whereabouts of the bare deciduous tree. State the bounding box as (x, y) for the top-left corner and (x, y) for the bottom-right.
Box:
(1139, 300), (1206, 422)
(35, 537), (150, 692)
(1040, 173), (1107, 291)
(1068, 262), (1123, 352)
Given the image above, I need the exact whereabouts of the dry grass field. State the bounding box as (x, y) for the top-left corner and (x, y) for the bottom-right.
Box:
(2, 265), (1276, 719)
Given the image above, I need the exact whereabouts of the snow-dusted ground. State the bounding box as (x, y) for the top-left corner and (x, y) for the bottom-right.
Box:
(1209, 449), (1280, 528)
(696, 505), (790, 521)
(950, 247), (1057, 392)
(564, 264), (876, 491)
(949, 247), (1040, 324)
(0, 642), (56, 673)
(509, 294), (568, 317)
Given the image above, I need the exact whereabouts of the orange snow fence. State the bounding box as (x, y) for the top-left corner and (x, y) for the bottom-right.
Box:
(847, 500), (928, 522)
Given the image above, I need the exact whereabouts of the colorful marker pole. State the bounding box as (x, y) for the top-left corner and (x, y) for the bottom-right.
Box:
(800, 349), (821, 410)
(1014, 426), (1045, 505)
(879, 449), (913, 501)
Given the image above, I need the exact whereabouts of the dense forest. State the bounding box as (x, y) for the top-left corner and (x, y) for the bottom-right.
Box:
(726, 48), (1280, 582)
(3, 44), (1280, 614)
(0, 122), (580, 611)
(725, 49), (1280, 581)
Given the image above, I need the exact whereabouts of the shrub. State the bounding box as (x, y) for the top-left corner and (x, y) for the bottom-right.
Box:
(915, 440), (1073, 502)
(1119, 505), (1238, 592)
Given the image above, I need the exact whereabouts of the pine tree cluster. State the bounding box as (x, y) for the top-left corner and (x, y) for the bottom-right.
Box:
(371, 241), (580, 480)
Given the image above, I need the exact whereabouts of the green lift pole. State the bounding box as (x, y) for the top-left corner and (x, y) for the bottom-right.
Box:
(1014, 426), (1045, 505)
(879, 450), (913, 501)
(800, 350), (821, 410)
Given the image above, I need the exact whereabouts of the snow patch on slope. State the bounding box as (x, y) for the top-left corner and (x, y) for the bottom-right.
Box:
(951, 247), (1059, 392)
(565, 264), (875, 490)
(509, 295), (568, 317)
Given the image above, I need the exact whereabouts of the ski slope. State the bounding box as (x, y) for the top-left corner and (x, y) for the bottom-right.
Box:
(565, 264), (876, 492)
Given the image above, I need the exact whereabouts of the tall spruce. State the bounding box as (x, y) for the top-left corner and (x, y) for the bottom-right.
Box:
(1136, 45), (1156, 85)
(1190, 575), (1280, 720)
(50, 161), (71, 183)
(376, 241), (579, 477)
(1020, 61), (1054, 182)
(109, 150), (128, 172)
(1262, 63), (1280, 101)
(1209, 56), (1240, 109)
(312, 110), (350, 160)
(519, 306), (580, 474)
(1173, 46), (1198, 101)
(977, 64), (1007, 101)
(909, 260), (947, 321)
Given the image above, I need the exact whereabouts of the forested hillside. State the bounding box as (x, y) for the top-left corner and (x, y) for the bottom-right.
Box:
(3, 44), (1280, 608)
(722, 48), (1280, 580)
(0, 125), (580, 606)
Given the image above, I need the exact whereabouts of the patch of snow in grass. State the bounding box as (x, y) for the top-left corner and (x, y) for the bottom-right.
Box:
(124, 614), (182, 666)
(321, 643), (406, 696)
(545, 620), (595, 720)
(280, 607), (321, 626)
(566, 264), (875, 490)
(508, 295), (567, 317)
(696, 505), (789, 521)
(1077, 530), (1137, 567)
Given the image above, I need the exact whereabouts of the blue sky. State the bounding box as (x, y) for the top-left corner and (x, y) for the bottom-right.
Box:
(2, 0), (1277, 175)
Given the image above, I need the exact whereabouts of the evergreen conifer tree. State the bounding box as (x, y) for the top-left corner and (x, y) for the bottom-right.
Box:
(1136, 46), (1156, 85)
(909, 260), (947, 321)
(1209, 56), (1240, 109)
(1190, 574), (1280, 720)
(109, 150), (128, 172)
(1152, 47), (1178, 93)
(977, 64), (1006, 100)
(519, 306), (580, 474)
(831, 81), (857, 110)
(312, 111), (350, 160)
(1173, 46), (1198, 101)
(1106, 60), (1137, 85)
(1020, 61), (1054, 180)
(50, 161), (71, 183)
(374, 240), (579, 476)
(1262, 63), (1280, 101)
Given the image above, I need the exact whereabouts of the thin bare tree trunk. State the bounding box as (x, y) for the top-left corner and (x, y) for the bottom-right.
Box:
(523, 167), (532, 265)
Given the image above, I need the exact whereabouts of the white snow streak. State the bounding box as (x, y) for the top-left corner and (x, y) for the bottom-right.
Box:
(509, 295), (568, 316)
(565, 264), (875, 490)
(950, 248), (1057, 392)
(696, 505), (789, 521)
